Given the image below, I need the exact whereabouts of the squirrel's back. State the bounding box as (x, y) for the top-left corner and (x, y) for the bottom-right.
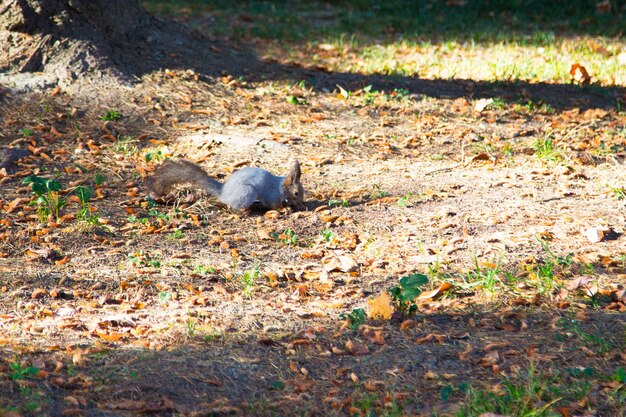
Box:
(221, 167), (287, 210)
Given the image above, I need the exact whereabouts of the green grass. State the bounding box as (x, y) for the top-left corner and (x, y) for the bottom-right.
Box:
(142, 1), (626, 85)
(455, 364), (562, 417)
(240, 262), (261, 298)
(143, 0), (626, 40)
(533, 134), (565, 164)
(462, 258), (503, 293)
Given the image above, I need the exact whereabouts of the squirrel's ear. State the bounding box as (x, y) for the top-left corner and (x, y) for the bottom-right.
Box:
(284, 159), (301, 187)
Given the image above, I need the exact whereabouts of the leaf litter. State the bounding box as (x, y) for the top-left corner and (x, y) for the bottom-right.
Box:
(0, 20), (625, 417)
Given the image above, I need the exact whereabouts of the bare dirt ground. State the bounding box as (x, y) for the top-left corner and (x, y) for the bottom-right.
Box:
(1, 13), (625, 417)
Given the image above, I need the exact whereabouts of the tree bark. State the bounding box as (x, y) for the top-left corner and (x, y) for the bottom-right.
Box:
(0, 0), (163, 90)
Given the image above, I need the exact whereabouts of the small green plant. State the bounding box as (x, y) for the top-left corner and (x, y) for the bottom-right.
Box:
(389, 273), (428, 316)
(527, 241), (572, 294)
(362, 84), (378, 105)
(369, 184), (388, 199)
(195, 264), (216, 275)
(94, 173), (107, 186)
(10, 362), (39, 381)
(74, 186), (99, 225)
(286, 95), (305, 105)
(340, 307), (366, 331)
(129, 251), (161, 269)
(170, 229), (185, 239)
(100, 110), (121, 121)
(328, 198), (349, 207)
(533, 133), (563, 164)
(158, 291), (172, 302)
(555, 317), (612, 355)
(113, 137), (138, 155)
(611, 367), (626, 383)
(19, 128), (34, 136)
(127, 215), (149, 225)
(455, 363), (561, 417)
(145, 150), (164, 162)
(318, 229), (336, 243)
(389, 87), (411, 102)
(241, 262), (261, 298)
(22, 175), (67, 222)
(607, 185), (626, 201)
(203, 328), (223, 343)
(273, 228), (298, 245)
(397, 192), (413, 207)
(186, 315), (196, 337)
(463, 258), (502, 293)
(503, 143), (515, 158)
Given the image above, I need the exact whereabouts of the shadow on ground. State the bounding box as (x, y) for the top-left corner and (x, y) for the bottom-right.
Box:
(1, 307), (623, 416)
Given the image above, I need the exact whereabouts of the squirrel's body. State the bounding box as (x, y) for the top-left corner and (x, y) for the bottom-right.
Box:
(147, 159), (304, 211)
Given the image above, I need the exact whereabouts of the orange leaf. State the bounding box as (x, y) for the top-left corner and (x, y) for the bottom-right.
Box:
(55, 256), (69, 266)
(367, 292), (393, 320)
(345, 339), (370, 356)
(363, 328), (385, 345)
(569, 63), (591, 85)
(419, 282), (453, 299)
(5, 197), (30, 213)
(95, 331), (125, 342)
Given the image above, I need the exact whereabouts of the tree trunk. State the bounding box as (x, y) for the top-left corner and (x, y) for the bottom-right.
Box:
(0, 0), (164, 90)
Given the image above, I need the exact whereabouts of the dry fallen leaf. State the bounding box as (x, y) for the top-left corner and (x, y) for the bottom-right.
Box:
(581, 226), (609, 243)
(479, 350), (499, 367)
(345, 339), (370, 356)
(566, 276), (594, 291)
(367, 292), (394, 320)
(474, 98), (494, 112)
(322, 254), (358, 273)
(257, 228), (273, 240)
(569, 63), (591, 84)
(362, 328), (386, 345)
(419, 282), (453, 299)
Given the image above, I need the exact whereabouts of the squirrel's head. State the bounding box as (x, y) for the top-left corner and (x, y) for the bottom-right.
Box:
(282, 159), (304, 209)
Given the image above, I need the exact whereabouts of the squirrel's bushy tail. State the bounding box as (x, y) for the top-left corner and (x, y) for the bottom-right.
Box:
(147, 159), (223, 198)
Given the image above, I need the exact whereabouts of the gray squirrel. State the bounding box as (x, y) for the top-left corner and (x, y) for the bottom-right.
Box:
(146, 159), (304, 211)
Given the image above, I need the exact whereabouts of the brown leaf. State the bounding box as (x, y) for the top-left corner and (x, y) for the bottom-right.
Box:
(363, 379), (383, 392)
(362, 328), (385, 345)
(31, 288), (47, 299)
(484, 341), (509, 351)
(5, 197), (30, 213)
(345, 339), (370, 356)
(566, 276), (594, 291)
(256, 228), (273, 240)
(479, 350), (499, 367)
(322, 254), (358, 273)
(291, 378), (314, 393)
(400, 319), (415, 331)
(105, 400), (148, 411)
